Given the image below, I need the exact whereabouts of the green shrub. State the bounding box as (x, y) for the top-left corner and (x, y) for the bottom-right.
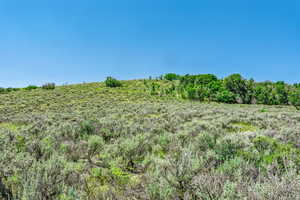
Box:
(150, 82), (160, 95)
(110, 166), (130, 185)
(5, 88), (14, 93)
(24, 85), (39, 91)
(88, 135), (104, 159)
(0, 87), (20, 94)
(294, 83), (300, 89)
(79, 120), (95, 137)
(42, 83), (56, 90)
(254, 83), (273, 104)
(215, 89), (236, 103)
(241, 136), (300, 170)
(186, 86), (198, 100)
(180, 74), (218, 86)
(215, 138), (243, 162)
(274, 81), (288, 104)
(196, 132), (217, 151)
(164, 73), (180, 81)
(253, 81), (289, 105)
(0, 87), (6, 94)
(105, 77), (122, 87)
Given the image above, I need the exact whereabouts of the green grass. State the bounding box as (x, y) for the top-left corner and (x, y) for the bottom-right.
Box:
(227, 121), (260, 133)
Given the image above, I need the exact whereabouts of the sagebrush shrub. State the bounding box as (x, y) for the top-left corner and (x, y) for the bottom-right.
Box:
(79, 120), (95, 137)
(1, 79), (300, 200)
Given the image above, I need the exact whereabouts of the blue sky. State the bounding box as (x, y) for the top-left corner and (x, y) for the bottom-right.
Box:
(0, 0), (299, 87)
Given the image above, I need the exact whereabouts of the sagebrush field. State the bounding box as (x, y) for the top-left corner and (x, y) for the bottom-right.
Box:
(1, 79), (300, 200)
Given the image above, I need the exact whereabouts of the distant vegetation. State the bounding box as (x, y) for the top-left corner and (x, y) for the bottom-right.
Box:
(144, 73), (300, 109)
(0, 82), (56, 93)
(105, 76), (122, 88)
(42, 83), (56, 90)
(289, 89), (300, 110)
(1, 73), (299, 109)
(24, 85), (38, 91)
(0, 87), (20, 94)
(163, 73), (181, 81)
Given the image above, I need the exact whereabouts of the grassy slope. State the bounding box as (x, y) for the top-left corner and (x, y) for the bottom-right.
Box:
(1, 80), (300, 199)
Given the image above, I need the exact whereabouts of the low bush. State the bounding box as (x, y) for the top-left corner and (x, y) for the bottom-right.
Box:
(105, 77), (122, 88)
(0, 87), (6, 94)
(0, 87), (20, 94)
(215, 89), (236, 103)
(24, 85), (39, 91)
(164, 73), (181, 81)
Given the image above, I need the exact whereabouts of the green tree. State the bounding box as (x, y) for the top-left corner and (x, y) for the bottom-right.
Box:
(274, 81), (288, 105)
(105, 77), (122, 88)
(215, 89), (236, 103)
(0, 87), (6, 94)
(42, 83), (56, 90)
(180, 74), (218, 86)
(254, 83), (270, 104)
(289, 89), (300, 110)
(24, 85), (39, 91)
(224, 74), (249, 103)
(164, 73), (180, 81)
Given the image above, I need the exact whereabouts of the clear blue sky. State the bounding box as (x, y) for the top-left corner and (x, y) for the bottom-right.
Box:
(0, 0), (299, 87)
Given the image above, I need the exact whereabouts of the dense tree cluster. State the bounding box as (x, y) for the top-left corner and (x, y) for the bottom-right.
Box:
(162, 73), (300, 108)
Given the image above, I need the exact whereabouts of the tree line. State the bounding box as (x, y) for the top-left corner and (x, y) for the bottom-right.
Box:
(161, 73), (300, 109)
(0, 83), (56, 94)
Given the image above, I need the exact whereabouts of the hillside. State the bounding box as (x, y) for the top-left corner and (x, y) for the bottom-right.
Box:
(1, 79), (300, 200)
